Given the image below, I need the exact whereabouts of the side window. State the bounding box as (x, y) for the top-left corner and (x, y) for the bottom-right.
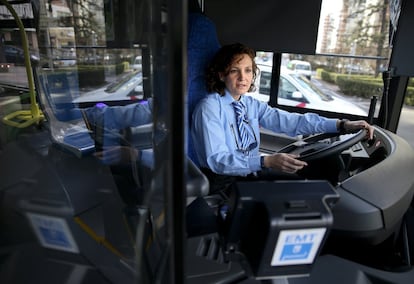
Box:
(259, 71), (271, 95)
(278, 77), (290, 98)
(279, 77), (306, 102)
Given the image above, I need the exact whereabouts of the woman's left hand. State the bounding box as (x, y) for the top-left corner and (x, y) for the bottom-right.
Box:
(344, 120), (374, 140)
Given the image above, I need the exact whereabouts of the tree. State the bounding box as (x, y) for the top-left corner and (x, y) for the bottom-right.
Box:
(66, 0), (105, 46)
(341, 0), (390, 77)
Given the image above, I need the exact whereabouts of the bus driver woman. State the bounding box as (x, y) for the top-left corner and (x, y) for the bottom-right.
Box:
(191, 43), (374, 194)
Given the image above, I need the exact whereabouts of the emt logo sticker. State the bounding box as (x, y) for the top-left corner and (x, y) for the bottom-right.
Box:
(271, 228), (326, 266)
(27, 213), (79, 253)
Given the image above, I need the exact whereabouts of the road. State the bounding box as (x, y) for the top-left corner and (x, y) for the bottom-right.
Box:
(397, 106), (414, 149)
(0, 65), (30, 88)
(313, 77), (414, 149)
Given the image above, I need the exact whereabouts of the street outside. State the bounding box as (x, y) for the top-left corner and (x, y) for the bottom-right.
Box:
(312, 77), (414, 149)
(0, 65), (30, 87)
(1, 66), (413, 149)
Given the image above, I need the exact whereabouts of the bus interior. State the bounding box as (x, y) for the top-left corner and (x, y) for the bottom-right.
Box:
(1, 0), (414, 283)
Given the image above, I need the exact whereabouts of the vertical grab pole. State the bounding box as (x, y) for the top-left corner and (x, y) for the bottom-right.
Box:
(0, 0), (43, 127)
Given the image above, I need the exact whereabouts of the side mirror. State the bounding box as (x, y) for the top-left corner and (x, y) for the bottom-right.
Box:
(292, 91), (303, 99)
(134, 85), (143, 93)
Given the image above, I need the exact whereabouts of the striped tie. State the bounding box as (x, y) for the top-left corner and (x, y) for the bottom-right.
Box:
(232, 101), (257, 151)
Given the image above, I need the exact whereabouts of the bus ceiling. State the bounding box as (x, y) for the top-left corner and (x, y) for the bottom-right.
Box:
(203, 0), (322, 55)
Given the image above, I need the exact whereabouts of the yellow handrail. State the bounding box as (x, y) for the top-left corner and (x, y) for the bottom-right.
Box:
(1, 0), (44, 128)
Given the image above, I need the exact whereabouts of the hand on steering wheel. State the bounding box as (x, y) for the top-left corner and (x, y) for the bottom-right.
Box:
(262, 153), (308, 173)
(276, 129), (367, 162)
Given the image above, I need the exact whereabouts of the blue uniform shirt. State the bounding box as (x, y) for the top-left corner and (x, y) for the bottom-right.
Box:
(191, 90), (338, 176)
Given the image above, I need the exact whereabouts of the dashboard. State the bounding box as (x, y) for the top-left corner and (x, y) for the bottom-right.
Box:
(259, 126), (414, 245)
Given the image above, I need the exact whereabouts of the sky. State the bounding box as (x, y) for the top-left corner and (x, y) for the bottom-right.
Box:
(316, 0), (344, 52)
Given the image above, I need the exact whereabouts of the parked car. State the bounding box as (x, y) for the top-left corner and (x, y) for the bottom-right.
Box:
(248, 65), (367, 116)
(73, 70), (144, 107)
(131, 55), (142, 71)
(2, 45), (39, 65)
(0, 63), (11, 72)
(345, 63), (375, 75)
(53, 58), (77, 68)
(286, 59), (312, 79)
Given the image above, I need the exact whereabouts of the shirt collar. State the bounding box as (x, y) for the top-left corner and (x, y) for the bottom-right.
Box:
(222, 89), (247, 105)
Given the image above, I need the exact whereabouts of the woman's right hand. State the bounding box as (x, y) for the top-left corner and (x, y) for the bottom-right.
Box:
(263, 153), (308, 173)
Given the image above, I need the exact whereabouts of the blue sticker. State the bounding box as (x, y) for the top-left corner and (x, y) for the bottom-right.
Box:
(38, 226), (72, 248)
(271, 228), (326, 266)
(27, 213), (79, 253)
(280, 243), (313, 261)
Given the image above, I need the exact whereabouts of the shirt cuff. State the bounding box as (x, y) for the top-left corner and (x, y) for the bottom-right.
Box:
(248, 156), (262, 172)
(325, 118), (340, 133)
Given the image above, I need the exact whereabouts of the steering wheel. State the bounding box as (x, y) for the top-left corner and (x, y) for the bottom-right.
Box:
(277, 129), (367, 162)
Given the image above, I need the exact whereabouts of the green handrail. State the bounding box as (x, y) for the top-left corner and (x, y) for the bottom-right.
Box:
(1, 0), (44, 128)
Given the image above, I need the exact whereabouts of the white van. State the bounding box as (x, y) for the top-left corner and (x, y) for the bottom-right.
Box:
(287, 60), (312, 79)
(131, 55), (142, 71)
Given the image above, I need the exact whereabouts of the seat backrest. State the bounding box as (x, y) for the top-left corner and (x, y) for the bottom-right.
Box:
(37, 73), (95, 157)
(38, 72), (82, 122)
(187, 12), (220, 165)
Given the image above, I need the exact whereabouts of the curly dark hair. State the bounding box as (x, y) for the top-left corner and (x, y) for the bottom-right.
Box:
(206, 43), (258, 96)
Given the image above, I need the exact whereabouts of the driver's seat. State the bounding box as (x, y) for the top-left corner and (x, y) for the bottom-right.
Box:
(185, 9), (223, 237)
(187, 11), (220, 166)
